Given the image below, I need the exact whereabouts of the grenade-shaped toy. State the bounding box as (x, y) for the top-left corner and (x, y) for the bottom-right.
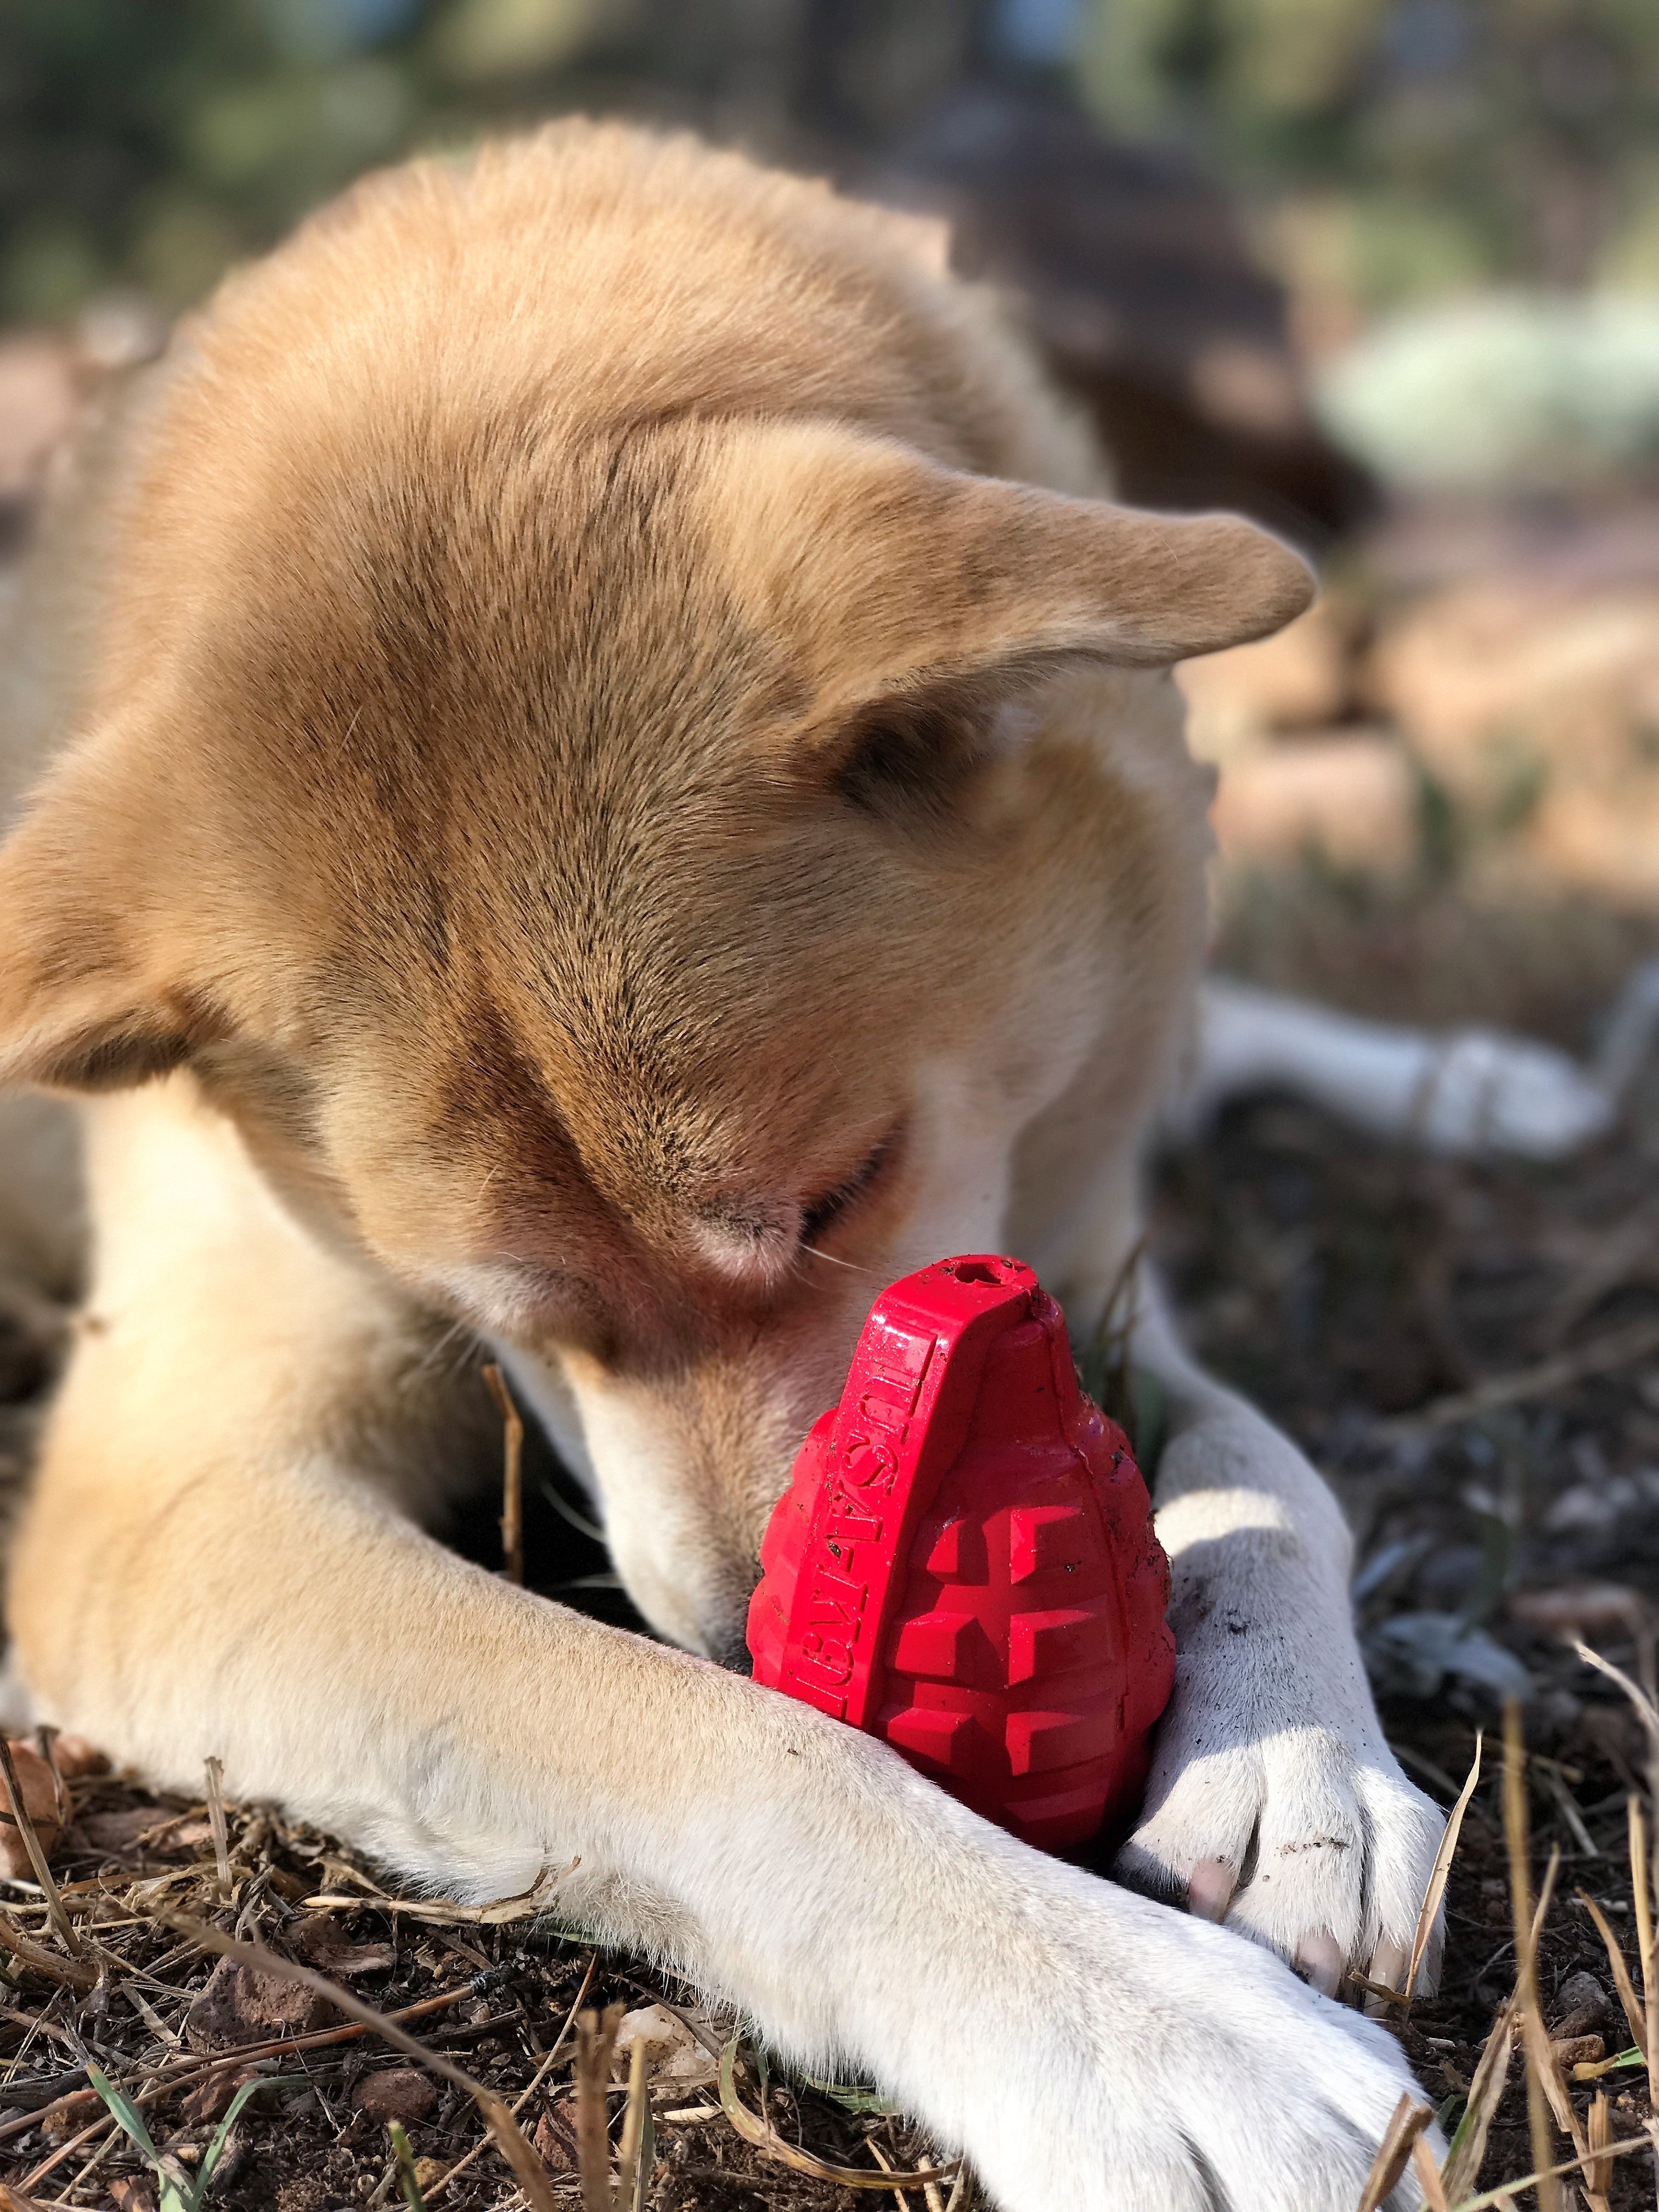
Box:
(746, 1254), (1175, 1853)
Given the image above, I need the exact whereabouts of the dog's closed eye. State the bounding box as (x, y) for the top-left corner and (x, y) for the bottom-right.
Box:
(799, 1135), (894, 1250)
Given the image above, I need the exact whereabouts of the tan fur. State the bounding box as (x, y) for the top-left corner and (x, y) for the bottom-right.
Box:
(0, 124), (1438, 2208)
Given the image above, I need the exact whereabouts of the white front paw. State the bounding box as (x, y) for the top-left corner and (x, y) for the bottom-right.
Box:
(1114, 1658), (1445, 1999)
(946, 1879), (1432, 2212)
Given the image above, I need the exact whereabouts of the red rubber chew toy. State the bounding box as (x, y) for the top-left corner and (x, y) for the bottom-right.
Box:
(747, 1255), (1175, 1852)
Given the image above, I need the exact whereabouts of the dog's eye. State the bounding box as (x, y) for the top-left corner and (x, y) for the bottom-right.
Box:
(799, 1139), (891, 1249)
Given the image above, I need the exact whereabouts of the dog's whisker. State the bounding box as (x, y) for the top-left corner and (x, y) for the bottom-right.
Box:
(798, 1243), (875, 1275)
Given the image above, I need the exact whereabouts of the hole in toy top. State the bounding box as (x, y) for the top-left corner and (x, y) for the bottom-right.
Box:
(941, 1259), (1003, 1286)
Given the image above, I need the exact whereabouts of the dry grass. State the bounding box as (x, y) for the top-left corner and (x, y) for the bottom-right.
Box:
(4, 839), (1659, 2209)
(0, 1754), (978, 2209)
(5, 1073), (1659, 2211)
(8, 936), (1659, 2205)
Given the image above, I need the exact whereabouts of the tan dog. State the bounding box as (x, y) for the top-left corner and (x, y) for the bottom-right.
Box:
(0, 123), (1440, 2208)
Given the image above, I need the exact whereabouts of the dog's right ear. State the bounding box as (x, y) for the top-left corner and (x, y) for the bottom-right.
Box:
(699, 419), (1315, 733)
(0, 744), (202, 1094)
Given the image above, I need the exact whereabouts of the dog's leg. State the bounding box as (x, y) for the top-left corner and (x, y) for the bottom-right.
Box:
(1175, 975), (1616, 1158)
(8, 1081), (1427, 2212)
(1111, 1266), (1444, 2003)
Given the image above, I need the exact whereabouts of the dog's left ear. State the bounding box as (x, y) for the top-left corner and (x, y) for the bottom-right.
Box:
(0, 739), (207, 1094)
(701, 419), (1315, 730)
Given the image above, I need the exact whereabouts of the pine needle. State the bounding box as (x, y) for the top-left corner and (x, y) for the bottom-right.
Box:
(718, 2039), (960, 2194)
(1442, 1999), (1518, 2202)
(1502, 1701), (1559, 2212)
(1357, 2093), (1434, 2212)
(1578, 1888), (1650, 2059)
(1403, 1731), (1483, 2008)
(203, 1757), (232, 1906)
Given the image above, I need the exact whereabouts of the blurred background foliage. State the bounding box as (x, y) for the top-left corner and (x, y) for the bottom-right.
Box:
(2, 0), (1656, 328)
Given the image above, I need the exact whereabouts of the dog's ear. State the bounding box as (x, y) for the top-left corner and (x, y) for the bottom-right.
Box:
(702, 420), (1315, 732)
(0, 746), (202, 1094)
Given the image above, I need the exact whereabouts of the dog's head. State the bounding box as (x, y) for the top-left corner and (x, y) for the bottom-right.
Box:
(0, 212), (1310, 1659)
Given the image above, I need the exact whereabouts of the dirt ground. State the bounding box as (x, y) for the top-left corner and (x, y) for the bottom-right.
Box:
(4, 480), (1659, 2205)
(3, 933), (1659, 2208)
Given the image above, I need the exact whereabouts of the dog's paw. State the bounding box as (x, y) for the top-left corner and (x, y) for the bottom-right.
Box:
(1114, 1700), (1446, 2001)
(949, 1878), (1433, 2212)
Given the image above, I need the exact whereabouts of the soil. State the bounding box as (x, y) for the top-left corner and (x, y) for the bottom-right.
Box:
(4, 995), (1659, 2208)
(4, 482), (1659, 2205)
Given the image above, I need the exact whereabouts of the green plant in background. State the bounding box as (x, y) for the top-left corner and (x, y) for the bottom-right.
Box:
(1077, 0), (1659, 308)
(0, 0), (412, 314)
(87, 2063), (295, 2211)
(1, 0), (1656, 337)
(1317, 287), (1659, 487)
(390, 2117), (428, 2211)
(0, 0), (620, 318)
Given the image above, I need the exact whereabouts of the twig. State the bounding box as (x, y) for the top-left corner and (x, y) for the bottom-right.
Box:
(1542, 1765), (1599, 1858)
(425, 1954), (595, 2202)
(159, 1912), (558, 2211)
(1522, 1842), (1602, 2209)
(483, 1362), (524, 1587)
(867, 2135), (916, 2212)
(1572, 1643), (1659, 1754)
(38, 2101), (123, 2200)
(1413, 2135), (1451, 2212)
(575, 2004), (623, 2212)
(1403, 1731), (1481, 2008)
(1443, 1997), (1516, 2206)
(1503, 1700), (1559, 2212)
(1378, 1311), (1659, 1436)
(1358, 2094), (1435, 2212)
(1587, 2094), (1615, 2200)
(1578, 1889), (1649, 2058)
(1632, 1796), (1659, 2123)
(16, 2111), (114, 2188)
(203, 1757), (232, 1905)
(718, 2039), (960, 2194)
(614, 2033), (654, 2212)
(1446, 2128), (1654, 2209)
(300, 1867), (573, 1927)
(0, 1909), (97, 1995)
(0, 1981), (478, 2146)
(0, 1743), (80, 1960)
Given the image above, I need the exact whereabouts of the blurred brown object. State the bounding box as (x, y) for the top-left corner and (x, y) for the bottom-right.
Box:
(0, 337), (80, 548)
(1178, 602), (1352, 760)
(1370, 578), (1659, 907)
(1509, 1584), (1650, 1638)
(44, 1734), (104, 1780)
(1370, 583), (1659, 770)
(1209, 736), (1415, 875)
(0, 1740), (64, 1880)
(1176, 598), (1412, 876)
(874, 84), (1374, 548)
